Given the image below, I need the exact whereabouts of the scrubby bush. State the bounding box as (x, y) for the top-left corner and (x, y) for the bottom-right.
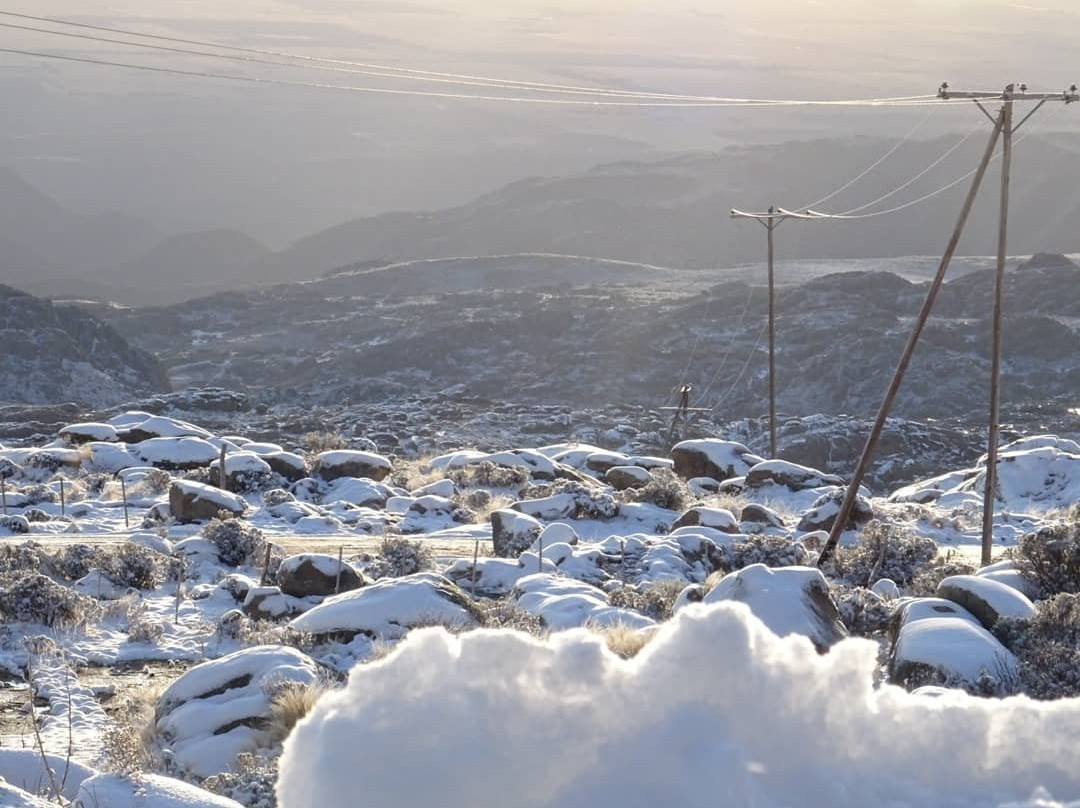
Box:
(909, 556), (976, 597)
(0, 541), (49, 575)
(366, 538), (435, 579)
(126, 601), (166, 644)
(263, 488), (294, 508)
(478, 599), (546, 636)
(722, 535), (809, 572)
(19, 484), (57, 506)
(1015, 514), (1080, 597)
(619, 468), (692, 512)
(828, 521), (938, 587)
(609, 579), (686, 621)
(140, 468), (173, 495)
(53, 543), (101, 580)
(203, 518), (267, 568)
(22, 453), (62, 479)
(100, 544), (167, 590)
(521, 480), (620, 520)
(0, 573), (100, 626)
(23, 508), (50, 523)
(591, 623), (654, 659)
(204, 753), (279, 808)
(448, 461), (531, 491)
(995, 593), (1080, 699)
(301, 431), (349, 455)
(0, 515), (30, 535)
(832, 585), (894, 638)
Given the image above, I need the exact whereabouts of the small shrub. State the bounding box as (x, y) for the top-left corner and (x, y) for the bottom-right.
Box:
(723, 535), (809, 571)
(448, 461), (531, 491)
(478, 599), (546, 636)
(52, 543), (101, 580)
(19, 483), (57, 506)
(828, 521), (938, 587)
(203, 518), (267, 568)
(126, 601), (166, 644)
(0, 573), (100, 627)
(366, 538), (435, 579)
(995, 593), (1080, 699)
(608, 579), (686, 622)
(0, 541), (49, 576)
(301, 431), (349, 455)
(204, 753), (278, 808)
(142, 468), (173, 495)
(909, 556), (976, 597)
(263, 488), (294, 508)
(23, 508), (50, 523)
(1015, 515), (1080, 597)
(619, 468), (692, 512)
(522, 480), (619, 520)
(592, 622), (653, 659)
(833, 585), (894, 638)
(100, 544), (166, 590)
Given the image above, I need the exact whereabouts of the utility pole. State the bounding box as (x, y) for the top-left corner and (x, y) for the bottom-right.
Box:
(818, 82), (1077, 568)
(730, 206), (822, 458)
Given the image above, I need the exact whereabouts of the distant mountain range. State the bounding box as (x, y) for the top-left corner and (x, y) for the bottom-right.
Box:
(3, 132), (1079, 305)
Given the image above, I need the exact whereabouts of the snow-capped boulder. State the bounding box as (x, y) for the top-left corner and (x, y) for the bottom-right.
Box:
(120, 415), (213, 443)
(512, 493), (576, 521)
(511, 573), (655, 631)
(746, 460), (844, 491)
(278, 554), (365, 598)
(975, 559), (1039, 599)
(935, 575), (1036, 630)
(871, 578), (901, 600)
(889, 598), (1018, 689)
(133, 437), (219, 471)
(740, 503), (786, 529)
(482, 450), (558, 480)
(260, 451), (308, 482)
(73, 570), (129, 600)
(59, 422), (118, 445)
(671, 440), (764, 482)
(401, 495), (463, 533)
(795, 488), (873, 533)
(0, 515), (30, 535)
(583, 451), (630, 473)
(155, 646), (319, 778)
(444, 556), (554, 597)
(289, 573), (478, 640)
(672, 506), (739, 533)
(74, 773), (244, 807)
(242, 586), (297, 620)
(80, 442), (138, 474)
(211, 451), (273, 492)
(413, 479), (456, 499)
(703, 564), (847, 650)
(606, 465), (652, 490)
(169, 480), (246, 523)
(312, 450), (392, 482)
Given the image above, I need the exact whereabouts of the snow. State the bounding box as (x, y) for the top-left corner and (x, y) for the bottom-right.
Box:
(672, 439), (764, 477)
(59, 423), (118, 443)
(74, 773), (243, 807)
(80, 442), (138, 473)
(289, 573), (476, 639)
(893, 611), (1018, 683)
(937, 574), (1037, 626)
(0, 749), (96, 802)
(123, 415), (213, 440)
(170, 479), (247, 514)
(277, 602), (1080, 808)
(210, 451), (271, 475)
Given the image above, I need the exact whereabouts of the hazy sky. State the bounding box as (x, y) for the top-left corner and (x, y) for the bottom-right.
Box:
(3, 0), (1078, 246)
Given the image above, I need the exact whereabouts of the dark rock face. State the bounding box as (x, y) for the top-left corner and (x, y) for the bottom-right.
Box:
(278, 554), (365, 598)
(0, 285), (169, 406)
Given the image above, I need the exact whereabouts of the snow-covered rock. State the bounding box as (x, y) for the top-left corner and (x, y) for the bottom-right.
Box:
(322, 477), (389, 508)
(511, 573), (655, 630)
(745, 460), (843, 491)
(289, 573), (477, 639)
(261, 450), (308, 482)
(975, 559), (1039, 599)
(121, 415), (213, 442)
(890, 598), (1018, 689)
(491, 509), (542, 557)
(739, 503), (786, 529)
(606, 465), (651, 490)
(935, 575), (1036, 630)
(133, 437), (220, 470)
(278, 554), (365, 598)
(703, 564), (846, 650)
(512, 493), (576, 521)
(169, 480), (247, 523)
(80, 441), (138, 473)
(210, 451), (272, 490)
(155, 645), (319, 778)
(671, 439), (764, 482)
(672, 506), (739, 533)
(59, 422), (118, 445)
(795, 488), (873, 533)
(312, 450), (392, 482)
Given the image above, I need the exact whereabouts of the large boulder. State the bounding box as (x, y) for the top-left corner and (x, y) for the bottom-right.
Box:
(703, 564), (847, 650)
(278, 553), (365, 598)
(746, 459), (844, 491)
(671, 440), (764, 482)
(73, 773), (243, 808)
(132, 437), (220, 471)
(261, 451), (308, 482)
(511, 573), (655, 631)
(795, 488), (873, 533)
(672, 506), (739, 534)
(889, 598), (1018, 689)
(169, 480), (246, 523)
(936, 574), (1036, 630)
(740, 503), (786, 529)
(289, 573), (478, 640)
(311, 450), (392, 482)
(605, 465), (651, 490)
(59, 422), (118, 445)
(119, 415), (213, 443)
(154, 645), (319, 778)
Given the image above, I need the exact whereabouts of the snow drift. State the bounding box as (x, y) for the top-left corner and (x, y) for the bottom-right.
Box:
(277, 602), (1080, 808)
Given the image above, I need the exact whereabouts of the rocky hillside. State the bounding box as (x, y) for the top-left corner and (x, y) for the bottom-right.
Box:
(0, 284), (170, 406)
(102, 252), (1080, 425)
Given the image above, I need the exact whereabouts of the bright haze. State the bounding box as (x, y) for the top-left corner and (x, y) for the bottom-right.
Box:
(1, 0), (1078, 300)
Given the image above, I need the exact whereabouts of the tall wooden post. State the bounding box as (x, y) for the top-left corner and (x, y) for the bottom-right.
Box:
(766, 206), (777, 458)
(981, 85), (1015, 565)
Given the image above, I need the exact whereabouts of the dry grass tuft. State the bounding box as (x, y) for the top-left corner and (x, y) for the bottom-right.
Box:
(267, 681), (330, 744)
(591, 622), (654, 659)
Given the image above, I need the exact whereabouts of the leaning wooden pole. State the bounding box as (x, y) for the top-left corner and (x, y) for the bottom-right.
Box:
(818, 109), (1005, 567)
(981, 92), (1014, 565)
(766, 207), (778, 458)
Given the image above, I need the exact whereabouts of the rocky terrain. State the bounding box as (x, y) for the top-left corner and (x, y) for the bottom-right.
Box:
(0, 408), (1076, 806)
(0, 285), (170, 407)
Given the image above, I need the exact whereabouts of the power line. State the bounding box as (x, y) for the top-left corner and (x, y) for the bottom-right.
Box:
(0, 10), (989, 107)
